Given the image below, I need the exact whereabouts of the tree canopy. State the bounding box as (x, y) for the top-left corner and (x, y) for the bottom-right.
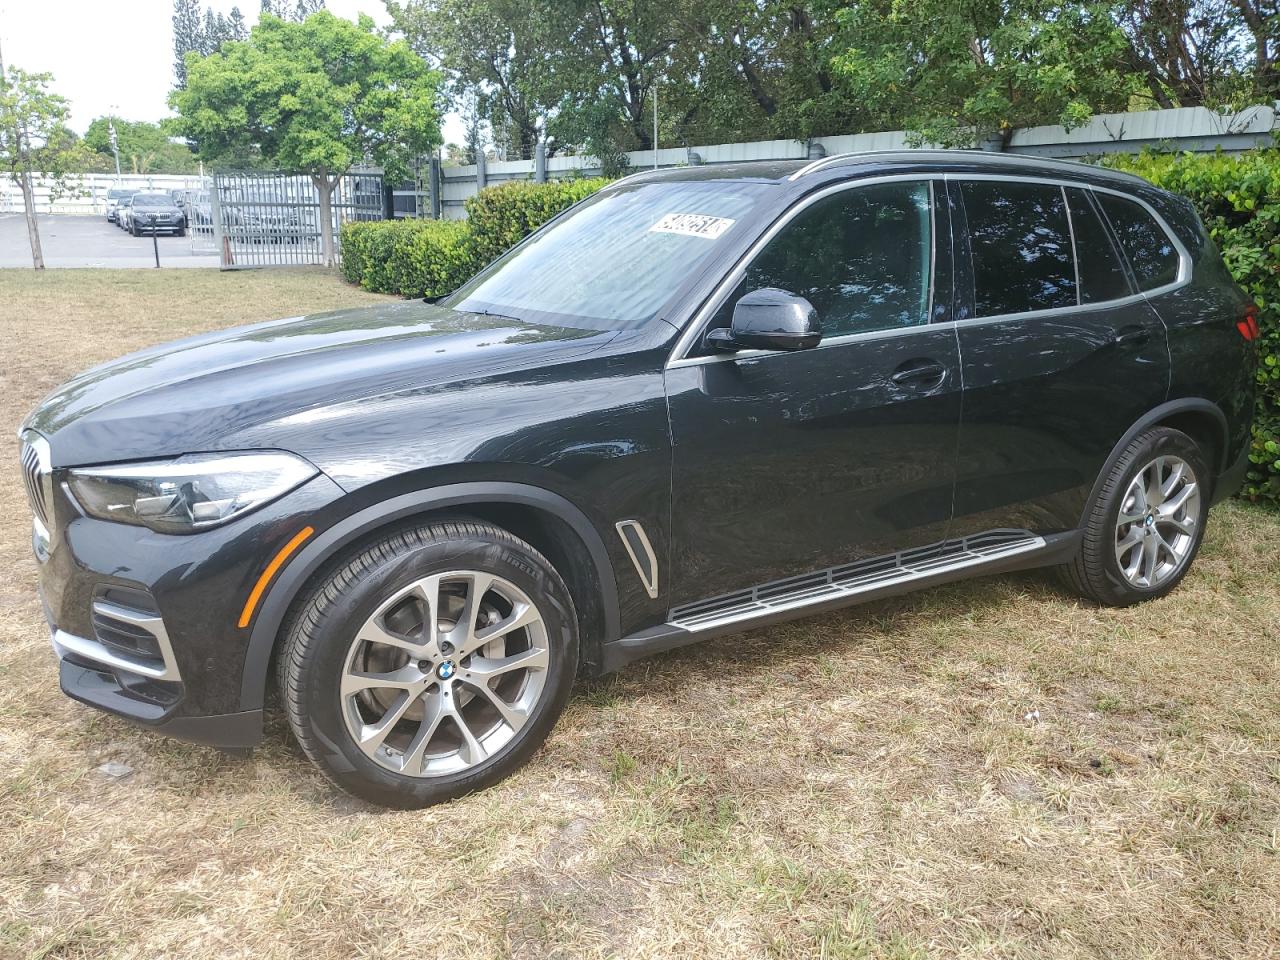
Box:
(82, 116), (199, 174)
(390, 0), (1279, 158)
(171, 10), (443, 262)
(0, 65), (93, 268)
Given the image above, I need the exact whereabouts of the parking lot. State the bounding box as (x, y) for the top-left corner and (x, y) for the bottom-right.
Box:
(0, 213), (221, 268)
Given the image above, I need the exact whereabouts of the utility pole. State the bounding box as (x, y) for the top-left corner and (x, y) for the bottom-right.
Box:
(108, 119), (121, 181)
(652, 78), (659, 170)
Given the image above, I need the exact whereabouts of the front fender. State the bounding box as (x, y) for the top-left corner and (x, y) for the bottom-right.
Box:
(237, 481), (620, 713)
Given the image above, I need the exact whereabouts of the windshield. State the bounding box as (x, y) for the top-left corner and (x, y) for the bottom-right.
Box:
(449, 179), (773, 330)
(133, 194), (173, 207)
(107, 189), (133, 199)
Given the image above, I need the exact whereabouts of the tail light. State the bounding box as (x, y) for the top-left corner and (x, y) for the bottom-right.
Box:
(1236, 304), (1260, 342)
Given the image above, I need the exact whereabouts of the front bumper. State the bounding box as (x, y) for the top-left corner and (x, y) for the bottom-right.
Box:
(33, 470), (345, 749)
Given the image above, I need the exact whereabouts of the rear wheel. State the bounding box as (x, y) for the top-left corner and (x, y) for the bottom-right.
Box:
(279, 520), (578, 808)
(1064, 427), (1209, 606)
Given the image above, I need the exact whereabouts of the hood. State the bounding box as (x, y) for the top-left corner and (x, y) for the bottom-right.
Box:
(24, 300), (616, 467)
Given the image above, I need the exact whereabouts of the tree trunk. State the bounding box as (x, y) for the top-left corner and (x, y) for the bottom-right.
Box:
(19, 171), (44, 270)
(313, 170), (337, 268)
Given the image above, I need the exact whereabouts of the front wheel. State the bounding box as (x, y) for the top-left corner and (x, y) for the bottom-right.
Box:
(279, 520), (579, 808)
(1063, 427), (1210, 606)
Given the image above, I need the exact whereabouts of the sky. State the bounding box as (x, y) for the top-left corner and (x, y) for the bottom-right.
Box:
(0, 0), (465, 142)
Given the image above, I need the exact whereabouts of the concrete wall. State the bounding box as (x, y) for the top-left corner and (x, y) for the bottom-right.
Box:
(0, 173), (209, 216)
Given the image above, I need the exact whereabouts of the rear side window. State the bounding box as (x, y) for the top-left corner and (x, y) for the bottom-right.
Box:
(960, 180), (1076, 316)
(1065, 188), (1131, 303)
(1095, 192), (1180, 291)
(725, 179), (934, 337)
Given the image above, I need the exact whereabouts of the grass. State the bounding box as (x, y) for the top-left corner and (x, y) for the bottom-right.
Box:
(2, 267), (1279, 959)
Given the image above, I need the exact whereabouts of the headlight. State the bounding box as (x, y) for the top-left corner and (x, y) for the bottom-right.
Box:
(67, 451), (317, 533)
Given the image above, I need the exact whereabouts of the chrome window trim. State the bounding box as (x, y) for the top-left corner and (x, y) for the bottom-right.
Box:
(946, 174), (1192, 313)
(666, 174), (939, 369)
(667, 172), (1192, 369)
(1060, 185), (1083, 307)
(615, 519), (659, 599)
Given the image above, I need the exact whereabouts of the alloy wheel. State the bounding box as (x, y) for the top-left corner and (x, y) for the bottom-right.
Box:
(340, 571), (550, 778)
(1114, 455), (1201, 589)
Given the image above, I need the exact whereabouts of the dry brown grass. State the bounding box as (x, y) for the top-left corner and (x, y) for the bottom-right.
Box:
(1, 268), (1279, 960)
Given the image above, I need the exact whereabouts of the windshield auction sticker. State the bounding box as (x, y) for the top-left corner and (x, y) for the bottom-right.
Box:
(649, 213), (736, 240)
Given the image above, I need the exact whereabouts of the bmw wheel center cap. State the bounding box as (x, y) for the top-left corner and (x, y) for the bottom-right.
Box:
(436, 660), (457, 680)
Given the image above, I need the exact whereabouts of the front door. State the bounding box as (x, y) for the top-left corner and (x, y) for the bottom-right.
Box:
(664, 178), (963, 606)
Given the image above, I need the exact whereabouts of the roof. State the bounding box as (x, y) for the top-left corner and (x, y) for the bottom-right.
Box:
(609, 149), (1150, 190)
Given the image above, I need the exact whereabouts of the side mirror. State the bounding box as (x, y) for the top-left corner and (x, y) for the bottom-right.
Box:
(706, 287), (821, 352)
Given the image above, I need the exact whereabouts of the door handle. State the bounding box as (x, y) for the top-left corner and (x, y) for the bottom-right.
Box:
(890, 358), (947, 386)
(1114, 325), (1151, 347)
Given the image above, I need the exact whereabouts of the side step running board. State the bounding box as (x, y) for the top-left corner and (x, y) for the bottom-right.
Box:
(600, 528), (1080, 673)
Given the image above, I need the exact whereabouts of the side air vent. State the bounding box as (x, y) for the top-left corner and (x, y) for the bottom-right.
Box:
(616, 520), (659, 600)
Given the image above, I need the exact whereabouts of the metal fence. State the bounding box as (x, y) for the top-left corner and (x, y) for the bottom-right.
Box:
(209, 171), (386, 268)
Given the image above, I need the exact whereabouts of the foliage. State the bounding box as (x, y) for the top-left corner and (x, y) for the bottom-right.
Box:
(462, 176), (612, 266)
(172, 11), (441, 182)
(0, 65), (94, 268)
(82, 116), (199, 174)
(171, 9), (442, 264)
(1114, 0), (1279, 108)
(172, 0), (251, 87)
(339, 218), (474, 298)
(827, 0), (1137, 147)
(1105, 149), (1280, 505)
(340, 176), (611, 296)
(387, 0), (557, 160)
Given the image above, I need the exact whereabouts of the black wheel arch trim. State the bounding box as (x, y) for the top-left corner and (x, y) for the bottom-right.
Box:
(1080, 397), (1229, 529)
(237, 481), (621, 714)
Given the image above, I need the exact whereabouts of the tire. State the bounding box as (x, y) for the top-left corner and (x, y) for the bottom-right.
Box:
(1063, 427), (1211, 606)
(131, 223), (141, 237)
(176, 227), (186, 238)
(278, 520), (579, 808)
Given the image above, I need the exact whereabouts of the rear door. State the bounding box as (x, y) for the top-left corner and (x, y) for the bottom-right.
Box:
(665, 177), (963, 604)
(948, 178), (1172, 537)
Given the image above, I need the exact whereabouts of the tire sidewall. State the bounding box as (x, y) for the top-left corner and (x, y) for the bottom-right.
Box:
(295, 530), (578, 808)
(1096, 429), (1211, 603)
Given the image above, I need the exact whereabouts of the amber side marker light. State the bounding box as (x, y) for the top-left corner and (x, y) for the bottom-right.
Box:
(238, 526), (315, 628)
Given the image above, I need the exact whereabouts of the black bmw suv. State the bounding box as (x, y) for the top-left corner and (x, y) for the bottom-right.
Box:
(19, 152), (1257, 807)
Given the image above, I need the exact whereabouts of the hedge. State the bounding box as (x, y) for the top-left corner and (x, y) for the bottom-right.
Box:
(339, 176), (611, 299)
(1104, 150), (1279, 507)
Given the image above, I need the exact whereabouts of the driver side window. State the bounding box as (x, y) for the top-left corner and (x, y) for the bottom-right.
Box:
(713, 180), (935, 339)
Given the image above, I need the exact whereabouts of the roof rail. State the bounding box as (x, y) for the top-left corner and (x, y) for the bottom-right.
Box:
(787, 152), (866, 181)
(786, 148), (1151, 185)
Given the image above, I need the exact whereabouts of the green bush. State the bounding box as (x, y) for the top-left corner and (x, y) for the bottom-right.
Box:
(339, 218), (476, 299)
(463, 177), (613, 267)
(340, 176), (612, 298)
(1103, 150), (1279, 507)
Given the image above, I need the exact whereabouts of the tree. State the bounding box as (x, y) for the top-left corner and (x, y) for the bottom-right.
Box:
(0, 65), (93, 269)
(173, 0), (204, 86)
(171, 11), (443, 265)
(827, 0), (1138, 147)
(83, 116), (200, 173)
(174, 1), (251, 87)
(387, 0), (561, 160)
(1114, 0), (1278, 107)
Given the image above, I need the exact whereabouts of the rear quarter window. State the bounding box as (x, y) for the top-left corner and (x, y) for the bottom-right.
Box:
(1095, 192), (1181, 292)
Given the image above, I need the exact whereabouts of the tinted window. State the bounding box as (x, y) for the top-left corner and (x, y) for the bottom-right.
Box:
(961, 180), (1076, 316)
(1065, 188), (1131, 303)
(451, 180), (770, 331)
(132, 194), (172, 207)
(1095, 192), (1180, 291)
(724, 180), (933, 338)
